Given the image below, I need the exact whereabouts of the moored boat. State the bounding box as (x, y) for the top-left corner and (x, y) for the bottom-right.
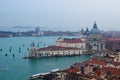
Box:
(1, 67), (9, 71)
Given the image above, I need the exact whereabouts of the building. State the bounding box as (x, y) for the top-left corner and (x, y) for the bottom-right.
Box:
(29, 45), (86, 58)
(114, 52), (120, 62)
(56, 37), (86, 49)
(35, 27), (44, 36)
(28, 22), (108, 58)
(52, 56), (120, 80)
(86, 22), (106, 51)
(106, 37), (120, 51)
(28, 36), (87, 58)
(103, 67), (120, 80)
(53, 60), (106, 80)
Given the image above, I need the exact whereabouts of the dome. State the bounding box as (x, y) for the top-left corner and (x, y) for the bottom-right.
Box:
(90, 28), (101, 34)
(84, 31), (90, 35)
(83, 27), (90, 36)
(89, 22), (101, 34)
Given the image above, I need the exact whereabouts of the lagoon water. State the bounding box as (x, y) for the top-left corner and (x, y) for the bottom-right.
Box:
(0, 36), (90, 80)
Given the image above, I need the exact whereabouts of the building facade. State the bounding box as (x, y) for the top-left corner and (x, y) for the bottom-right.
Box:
(29, 46), (86, 58)
(28, 37), (87, 58)
(56, 37), (86, 49)
(86, 22), (106, 51)
(106, 37), (120, 51)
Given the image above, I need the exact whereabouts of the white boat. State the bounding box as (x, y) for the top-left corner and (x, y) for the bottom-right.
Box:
(45, 63), (53, 66)
(29, 68), (60, 80)
(1, 67), (9, 71)
(29, 72), (50, 80)
(50, 68), (60, 72)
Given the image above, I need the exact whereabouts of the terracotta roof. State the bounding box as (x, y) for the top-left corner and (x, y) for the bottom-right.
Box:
(37, 46), (82, 51)
(108, 37), (120, 41)
(103, 67), (120, 75)
(94, 69), (105, 79)
(89, 58), (107, 66)
(64, 68), (79, 74)
(63, 67), (103, 79)
(113, 62), (120, 66)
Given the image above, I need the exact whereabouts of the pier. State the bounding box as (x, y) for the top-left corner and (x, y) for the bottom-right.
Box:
(29, 69), (60, 80)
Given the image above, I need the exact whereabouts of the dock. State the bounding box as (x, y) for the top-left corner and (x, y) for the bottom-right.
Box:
(29, 68), (61, 80)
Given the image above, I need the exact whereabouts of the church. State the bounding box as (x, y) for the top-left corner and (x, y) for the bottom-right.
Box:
(82, 22), (106, 51)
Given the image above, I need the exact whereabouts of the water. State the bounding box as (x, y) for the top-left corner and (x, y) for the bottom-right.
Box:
(0, 36), (90, 80)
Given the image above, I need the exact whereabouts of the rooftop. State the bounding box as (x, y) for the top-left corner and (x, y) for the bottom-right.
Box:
(103, 67), (120, 75)
(113, 62), (120, 66)
(88, 58), (107, 66)
(107, 37), (120, 41)
(57, 38), (85, 43)
(37, 46), (82, 51)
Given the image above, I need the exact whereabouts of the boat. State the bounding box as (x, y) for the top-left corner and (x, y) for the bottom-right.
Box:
(29, 72), (50, 80)
(29, 68), (60, 80)
(45, 63), (53, 66)
(0, 33), (12, 37)
(1, 67), (9, 71)
(50, 68), (60, 73)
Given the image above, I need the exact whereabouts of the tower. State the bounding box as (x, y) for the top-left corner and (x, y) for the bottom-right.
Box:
(93, 21), (97, 29)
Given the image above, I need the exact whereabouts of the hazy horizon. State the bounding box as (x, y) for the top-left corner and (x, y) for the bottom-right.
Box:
(0, 0), (120, 32)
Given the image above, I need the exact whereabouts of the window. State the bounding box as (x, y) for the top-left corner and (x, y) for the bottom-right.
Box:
(48, 53), (50, 55)
(94, 44), (96, 46)
(68, 51), (70, 54)
(41, 53), (43, 55)
(81, 46), (83, 49)
(93, 38), (97, 41)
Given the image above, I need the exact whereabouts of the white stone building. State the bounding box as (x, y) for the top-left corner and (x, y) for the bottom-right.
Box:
(29, 46), (86, 58)
(56, 37), (86, 49)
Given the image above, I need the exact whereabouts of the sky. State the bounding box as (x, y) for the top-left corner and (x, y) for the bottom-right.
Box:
(0, 0), (120, 32)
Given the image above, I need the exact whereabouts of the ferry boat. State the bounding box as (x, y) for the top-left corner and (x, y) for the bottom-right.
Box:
(29, 68), (60, 80)
(29, 72), (50, 80)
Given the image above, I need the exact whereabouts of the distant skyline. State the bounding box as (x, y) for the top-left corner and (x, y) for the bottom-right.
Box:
(0, 0), (120, 31)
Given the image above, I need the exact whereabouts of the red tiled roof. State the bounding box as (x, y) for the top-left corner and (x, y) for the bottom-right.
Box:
(89, 58), (107, 66)
(103, 67), (120, 75)
(64, 68), (79, 74)
(37, 46), (82, 51)
(108, 37), (120, 41)
(113, 62), (120, 66)
(94, 69), (105, 79)
(64, 67), (103, 79)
